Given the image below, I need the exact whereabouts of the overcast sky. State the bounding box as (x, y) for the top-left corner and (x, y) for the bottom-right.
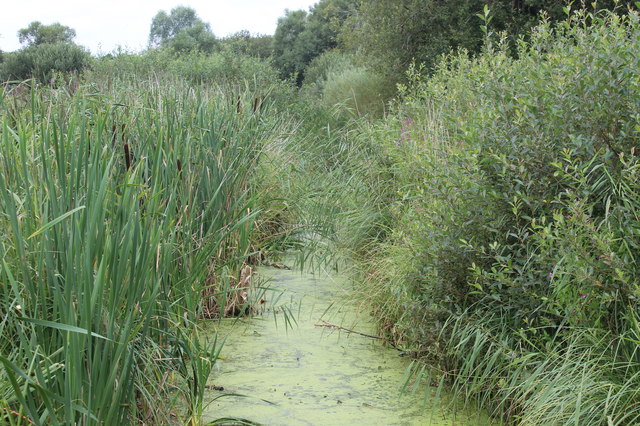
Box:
(1, 0), (318, 54)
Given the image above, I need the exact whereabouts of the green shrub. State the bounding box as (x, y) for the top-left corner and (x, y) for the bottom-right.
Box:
(340, 7), (640, 423)
(302, 50), (354, 90)
(0, 52), (31, 82)
(371, 6), (640, 336)
(0, 43), (90, 83)
(427, 8), (640, 331)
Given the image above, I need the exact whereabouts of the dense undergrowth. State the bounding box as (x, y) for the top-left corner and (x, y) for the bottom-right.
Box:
(312, 8), (640, 424)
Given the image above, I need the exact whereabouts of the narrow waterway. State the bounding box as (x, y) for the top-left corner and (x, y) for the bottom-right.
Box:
(203, 264), (488, 425)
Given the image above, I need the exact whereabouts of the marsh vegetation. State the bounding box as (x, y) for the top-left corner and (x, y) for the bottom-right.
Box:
(1, 1), (639, 424)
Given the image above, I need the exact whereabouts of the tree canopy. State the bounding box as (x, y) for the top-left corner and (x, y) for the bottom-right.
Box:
(272, 0), (358, 83)
(221, 31), (273, 58)
(272, 9), (308, 81)
(339, 0), (638, 83)
(149, 6), (217, 52)
(18, 21), (76, 46)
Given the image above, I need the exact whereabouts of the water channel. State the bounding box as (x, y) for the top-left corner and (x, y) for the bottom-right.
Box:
(203, 264), (489, 425)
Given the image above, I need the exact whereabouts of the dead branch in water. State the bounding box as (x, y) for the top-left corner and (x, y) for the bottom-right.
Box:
(314, 320), (383, 340)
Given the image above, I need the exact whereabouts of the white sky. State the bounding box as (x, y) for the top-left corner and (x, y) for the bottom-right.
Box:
(1, 0), (318, 54)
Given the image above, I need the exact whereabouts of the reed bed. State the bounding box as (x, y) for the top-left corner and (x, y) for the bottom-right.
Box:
(0, 75), (286, 424)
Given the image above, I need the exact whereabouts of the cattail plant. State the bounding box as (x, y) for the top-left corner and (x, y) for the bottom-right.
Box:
(0, 74), (287, 424)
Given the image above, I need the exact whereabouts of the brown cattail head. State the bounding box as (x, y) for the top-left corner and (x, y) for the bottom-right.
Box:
(124, 143), (131, 171)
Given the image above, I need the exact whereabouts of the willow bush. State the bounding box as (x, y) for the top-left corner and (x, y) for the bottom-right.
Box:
(342, 7), (640, 424)
(0, 43), (90, 84)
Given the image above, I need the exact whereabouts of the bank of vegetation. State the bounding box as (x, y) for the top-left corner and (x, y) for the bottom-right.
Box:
(342, 9), (640, 424)
(1, 1), (639, 424)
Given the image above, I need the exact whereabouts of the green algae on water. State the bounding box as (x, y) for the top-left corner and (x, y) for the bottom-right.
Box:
(203, 266), (489, 425)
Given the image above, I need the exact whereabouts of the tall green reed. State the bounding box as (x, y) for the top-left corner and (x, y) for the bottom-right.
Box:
(0, 76), (285, 424)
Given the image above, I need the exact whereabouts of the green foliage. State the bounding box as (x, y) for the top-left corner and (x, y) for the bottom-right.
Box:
(272, 9), (308, 82)
(258, 99), (391, 271)
(303, 0), (357, 55)
(321, 65), (392, 117)
(221, 31), (273, 59)
(1, 21), (87, 83)
(0, 72), (289, 423)
(149, 6), (217, 53)
(419, 313), (640, 424)
(341, 0), (476, 79)
(0, 43), (90, 83)
(421, 8), (640, 329)
(301, 50), (394, 118)
(272, 0), (357, 83)
(17, 21), (76, 46)
(302, 49), (353, 89)
(321, 7), (640, 423)
(340, 0), (637, 85)
(3, 2), (640, 424)
(367, 4), (640, 339)
(91, 49), (281, 91)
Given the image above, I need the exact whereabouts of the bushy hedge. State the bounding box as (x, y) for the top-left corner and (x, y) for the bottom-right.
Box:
(0, 42), (90, 83)
(302, 50), (355, 90)
(299, 51), (393, 117)
(352, 8), (640, 423)
(400, 7), (640, 336)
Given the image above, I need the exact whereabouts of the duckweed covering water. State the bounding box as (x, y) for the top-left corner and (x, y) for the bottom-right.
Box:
(203, 266), (489, 425)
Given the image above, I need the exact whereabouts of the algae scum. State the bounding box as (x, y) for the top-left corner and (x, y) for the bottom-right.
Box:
(203, 265), (487, 425)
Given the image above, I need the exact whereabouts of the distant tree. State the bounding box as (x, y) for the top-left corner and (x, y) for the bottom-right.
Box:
(340, 0), (483, 82)
(272, 9), (308, 81)
(221, 31), (273, 59)
(18, 21), (76, 46)
(149, 6), (217, 53)
(3, 21), (88, 83)
(272, 0), (357, 83)
(340, 0), (637, 84)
